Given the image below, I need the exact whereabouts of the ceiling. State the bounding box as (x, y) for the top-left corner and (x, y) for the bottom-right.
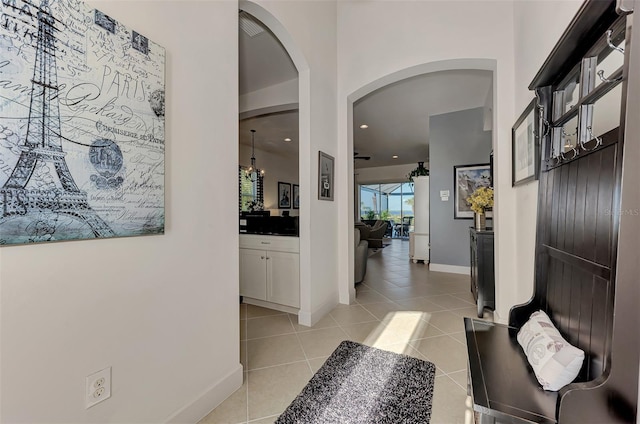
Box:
(239, 11), (493, 169)
(239, 111), (299, 159)
(239, 11), (297, 95)
(353, 70), (492, 168)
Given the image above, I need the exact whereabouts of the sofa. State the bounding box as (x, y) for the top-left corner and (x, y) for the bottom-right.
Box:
(354, 228), (368, 284)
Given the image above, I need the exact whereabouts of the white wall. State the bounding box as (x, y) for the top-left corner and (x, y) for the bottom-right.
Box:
(239, 144), (299, 215)
(512, 0), (583, 308)
(0, 1), (242, 422)
(337, 1), (517, 320)
(244, 1), (338, 326)
(429, 108), (492, 268)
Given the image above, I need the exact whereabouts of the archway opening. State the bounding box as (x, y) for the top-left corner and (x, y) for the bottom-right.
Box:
(341, 59), (498, 305)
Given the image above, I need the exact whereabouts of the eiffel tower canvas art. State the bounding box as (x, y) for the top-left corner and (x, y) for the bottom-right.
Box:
(0, 0), (165, 245)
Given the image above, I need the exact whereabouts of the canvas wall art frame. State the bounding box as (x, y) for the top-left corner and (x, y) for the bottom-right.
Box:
(293, 184), (299, 209)
(454, 163), (492, 219)
(0, 1), (165, 246)
(278, 182), (291, 209)
(318, 151), (334, 201)
(512, 98), (540, 186)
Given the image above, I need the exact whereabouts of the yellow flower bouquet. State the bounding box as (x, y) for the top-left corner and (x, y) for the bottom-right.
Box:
(466, 187), (494, 214)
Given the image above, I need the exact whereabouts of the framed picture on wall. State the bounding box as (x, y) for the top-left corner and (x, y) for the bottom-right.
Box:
(453, 163), (492, 219)
(512, 98), (540, 186)
(278, 182), (291, 209)
(0, 2), (166, 246)
(293, 184), (299, 209)
(318, 151), (334, 201)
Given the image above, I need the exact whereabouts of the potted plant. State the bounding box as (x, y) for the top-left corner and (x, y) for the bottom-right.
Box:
(407, 162), (429, 182)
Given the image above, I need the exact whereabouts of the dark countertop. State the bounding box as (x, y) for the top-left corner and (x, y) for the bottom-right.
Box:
(240, 231), (298, 237)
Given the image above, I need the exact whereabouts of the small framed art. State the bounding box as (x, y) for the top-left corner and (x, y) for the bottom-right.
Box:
(512, 98), (540, 186)
(318, 151), (334, 201)
(293, 184), (299, 209)
(278, 182), (291, 209)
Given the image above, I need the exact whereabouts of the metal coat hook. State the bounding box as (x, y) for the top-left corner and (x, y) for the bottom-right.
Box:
(537, 105), (550, 139)
(597, 69), (623, 83)
(547, 154), (561, 166)
(586, 126), (603, 150)
(561, 145), (579, 161)
(606, 30), (624, 54)
(595, 30), (625, 84)
(560, 127), (579, 161)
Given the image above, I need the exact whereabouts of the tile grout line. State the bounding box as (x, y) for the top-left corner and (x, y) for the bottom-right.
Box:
(247, 358), (313, 372)
(440, 369), (470, 392)
(244, 315), (307, 423)
(245, 366), (250, 424)
(287, 313), (314, 375)
(241, 306), (249, 424)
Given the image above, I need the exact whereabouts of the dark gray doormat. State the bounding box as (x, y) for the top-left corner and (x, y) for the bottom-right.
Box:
(276, 340), (436, 424)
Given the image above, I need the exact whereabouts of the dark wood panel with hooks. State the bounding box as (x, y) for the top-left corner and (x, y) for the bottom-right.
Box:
(465, 0), (638, 423)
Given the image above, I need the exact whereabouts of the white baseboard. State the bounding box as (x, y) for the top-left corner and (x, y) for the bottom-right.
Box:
(298, 296), (338, 327)
(242, 297), (299, 315)
(429, 263), (470, 275)
(310, 296), (338, 326)
(493, 309), (508, 325)
(298, 309), (312, 327)
(165, 363), (243, 424)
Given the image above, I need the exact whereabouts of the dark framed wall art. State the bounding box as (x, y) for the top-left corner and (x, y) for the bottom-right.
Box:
(278, 182), (292, 209)
(512, 98), (540, 186)
(453, 163), (492, 219)
(293, 184), (299, 209)
(318, 151), (334, 201)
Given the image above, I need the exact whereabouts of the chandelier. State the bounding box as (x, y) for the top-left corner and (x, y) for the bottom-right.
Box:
(245, 129), (265, 181)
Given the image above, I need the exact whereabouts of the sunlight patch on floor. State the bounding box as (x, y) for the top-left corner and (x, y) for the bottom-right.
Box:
(364, 311), (429, 351)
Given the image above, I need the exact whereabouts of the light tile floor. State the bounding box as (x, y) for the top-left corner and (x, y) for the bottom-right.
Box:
(201, 239), (492, 424)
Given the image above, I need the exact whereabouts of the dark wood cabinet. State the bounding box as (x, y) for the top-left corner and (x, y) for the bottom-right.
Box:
(469, 227), (494, 317)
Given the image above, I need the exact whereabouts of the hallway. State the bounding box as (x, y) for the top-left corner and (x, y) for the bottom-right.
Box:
(204, 239), (489, 423)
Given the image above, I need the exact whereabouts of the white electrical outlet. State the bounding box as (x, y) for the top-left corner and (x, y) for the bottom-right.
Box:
(86, 367), (111, 409)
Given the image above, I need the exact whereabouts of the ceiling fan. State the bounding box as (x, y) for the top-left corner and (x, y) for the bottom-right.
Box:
(354, 152), (371, 161)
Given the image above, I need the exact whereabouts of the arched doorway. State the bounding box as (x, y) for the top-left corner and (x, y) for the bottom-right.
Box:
(339, 59), (498, 304)
(238, 1), (315, 325)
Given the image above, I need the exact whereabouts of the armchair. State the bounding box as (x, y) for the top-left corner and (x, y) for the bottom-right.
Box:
(354, 222), (370, 240)
(367, 220), (387, 248)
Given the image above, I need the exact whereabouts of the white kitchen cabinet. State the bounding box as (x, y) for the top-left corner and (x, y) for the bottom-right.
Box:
(266, 250), (300, 307)
(239, 235), (300, 310)
(239, 248), (267, 300)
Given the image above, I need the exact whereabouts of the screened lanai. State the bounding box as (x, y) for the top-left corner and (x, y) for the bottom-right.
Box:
(359, 182), (414, 238)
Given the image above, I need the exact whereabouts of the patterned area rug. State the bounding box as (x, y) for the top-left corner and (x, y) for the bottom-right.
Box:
(276, 340), (436, 424)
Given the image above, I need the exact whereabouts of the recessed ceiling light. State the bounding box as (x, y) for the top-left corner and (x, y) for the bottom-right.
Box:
(359, 124), (368, 129)
(392, 155), (398, 159)
(284, 138), (292, 142)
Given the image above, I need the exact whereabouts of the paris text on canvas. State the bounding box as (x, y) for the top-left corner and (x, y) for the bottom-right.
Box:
(0, 1), (165, 245)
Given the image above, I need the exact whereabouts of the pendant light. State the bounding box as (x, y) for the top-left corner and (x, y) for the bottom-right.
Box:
(245, 129), (265, 181)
